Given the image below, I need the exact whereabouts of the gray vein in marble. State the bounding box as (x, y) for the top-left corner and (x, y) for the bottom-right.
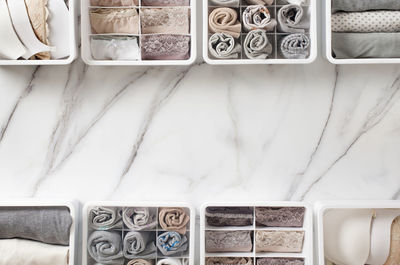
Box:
(0, 67), (39, 144)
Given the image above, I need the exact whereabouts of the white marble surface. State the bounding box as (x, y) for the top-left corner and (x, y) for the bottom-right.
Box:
(1, 56), (400, 208)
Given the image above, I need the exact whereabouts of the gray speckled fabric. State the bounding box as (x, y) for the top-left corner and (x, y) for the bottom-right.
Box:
(0, 207), (72, 246)
(280, 33), (309, 59)
(244, 29), (272, 59)
(88, 231), (124, 265)
(277, 4), (309, 33)
(209, 33), (241, 59)
(332, 0), (400, 13)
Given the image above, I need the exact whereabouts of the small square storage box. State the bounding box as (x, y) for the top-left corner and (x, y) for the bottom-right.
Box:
(0, 0), (77, 65)
(203, 0), (317, 64)
(82, 202), (195, 265)
(0, 200), (79, 265)
(316, 201), (400, 265)
(200, 202), (313, 265)
(81, 0), (196, 65)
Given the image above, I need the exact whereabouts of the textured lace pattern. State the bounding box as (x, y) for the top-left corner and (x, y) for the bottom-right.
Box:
(255, 230), (304, 253)
(90, 0), (139, 6)
(206, 257), (253, 265)
(257, 258), (304, 265)
(255, 207), (305, 227)
(205, 231), (253, 252)
(206, 207), (253, 226)
(141, 34), (190, 60)
(142, 0), (190, 6)
(90, 8), (140, 34)
(141, 7), (189, 34)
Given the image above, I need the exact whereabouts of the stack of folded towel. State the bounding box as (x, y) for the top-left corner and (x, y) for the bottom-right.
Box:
(0, 207), (73, 265)
(331, 0), (400, 59)
(0, 0), (70, 60)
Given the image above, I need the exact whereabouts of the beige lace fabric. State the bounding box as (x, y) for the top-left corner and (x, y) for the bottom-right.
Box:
(127, 259), (154, 265)
(25, 0), (50, 60)
(245, 0), (273, 5)
(140, 7), (189, 34)
(257, 258), (304, 265)
(243, 5), (277, 32)
(206, 257), (253, 265)
(255, 230), (304, 253)
(209, 7), (241, 38)
(90, 0), (139, 6)
(142, 0), (189, 6)
(205, 231), (253, 252)
(384, 216), (400, 265)
(90, 8), (139, 34)
(255, 207), (305, 227)
(159, 207), (190, 234)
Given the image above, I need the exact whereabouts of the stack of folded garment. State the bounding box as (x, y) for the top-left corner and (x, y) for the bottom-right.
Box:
(0, 207), (73, 265)
(331, 0), (400, 59)
(0, 0), (70, 60)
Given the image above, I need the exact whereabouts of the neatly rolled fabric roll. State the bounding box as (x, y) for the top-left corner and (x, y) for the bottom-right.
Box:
(159, 208), (190, 234)
(205, 231), (253, 252)
(0, 238), (69, 265)
(277, 4), (309, 33)
(243, 5), (277, 32)
(0, 207), (72, 246)
(208, 33), (241, 59)
(210, 0), (239, 7)
(280, 33), (309, 59)
(245, 0), (273, 5)
(244, 30), (272, 59)
(255, 207), (305, 227)
(156, 231), (188, 256)
(89, 206), (122, 230)
(87, 231), (124, 265)
(123, 232), (156, 259)
(209, 7), (241, 38)
(257, 257), (304, 265)
(332, 0), (400, 13)
(206, 257), (253, 265)
(255, 230), (304, 253)
(206, 207), (254, 226)
(127, 259), (154, 265)
(331, 32), (400, 59)
(123, 207), (157, 230)
(157, 258), (188, 265)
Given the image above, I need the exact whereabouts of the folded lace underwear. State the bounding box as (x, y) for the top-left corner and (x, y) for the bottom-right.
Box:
(140, 7), (190, 34)
(206, 257), (253, 265)
(243, 29), (272, 59)
(257, 258), (304, 265)
(205, 207), (254, 226)
(205, 230), (253, 252)
(208, 7), (241, 38)
(255, 230), (305, 253)
(277, 4), (309, 33)
(255, 207), (305, 227)
(141, 34), (190, 60)
(142, 0), (190, 6)
(208, 33), (241, 59)
(90, 0), (139, 6)
(90, 8), (139, 34)
(243, 5), (277, 32)
(280, 33), (309, 59)
(89, 206), (123, 230)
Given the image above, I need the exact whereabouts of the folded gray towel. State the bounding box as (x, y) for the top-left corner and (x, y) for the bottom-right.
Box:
(89, 206), (122, 230)
(332, 0), (400, 13)
(277, 4), (309, 33)
(209, 33), (241, 59)
(88, 231), (124, 265)
(123, 208), (157, 231)
(332, 32), (400, 59)
(123, 231), (157, 259)
(156, 231), (188, 256)
(244, 30), (272, 59)
(280, 33), (309, 59)
(0, 207), (72, 246)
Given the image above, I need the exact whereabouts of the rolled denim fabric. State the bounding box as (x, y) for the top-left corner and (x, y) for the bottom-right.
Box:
(123, 207), (157, 230)
(209, 33), (241, 59)
(87, 231), (124, 265)
(277, 4), (309, 33)
(208, 7), (241, 38)
(89, 206), (122, 230)
(156, 231), (188, 256)
(244, 30), (273, 59)
(243, 5), (277, 32)
(280, 33), (309, 59)
(123, 231), (157, 259)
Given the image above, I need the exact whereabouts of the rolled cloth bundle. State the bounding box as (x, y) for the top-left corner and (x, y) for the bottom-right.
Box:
(244, 30), (273, 59)
(277, 4), (309, 33)
(159, 207), (190, 234)
(87, 230), (124, 264)
(243, 5), (277, 32)
(123, 207), (157, 230)
(280, 33), (309, 59)
(156, 231), (188, 256)
(208, 33), (241, 59)
(89, 206), (122, 230)
(209, 8), (241, 38)
(123, 231), (157, 259)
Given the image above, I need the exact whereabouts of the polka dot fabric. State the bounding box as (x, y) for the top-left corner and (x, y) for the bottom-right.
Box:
(331, 11), (400, 33)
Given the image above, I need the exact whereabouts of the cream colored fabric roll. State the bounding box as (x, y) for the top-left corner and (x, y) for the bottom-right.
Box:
(209, 7), (241, 38)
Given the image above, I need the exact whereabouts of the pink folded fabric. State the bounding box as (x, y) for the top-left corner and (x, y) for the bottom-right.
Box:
(140, 7), (190, 34)
(141, 34), (190, 60)
(90, 0), (139, 6)
(142, 0), (189, 6)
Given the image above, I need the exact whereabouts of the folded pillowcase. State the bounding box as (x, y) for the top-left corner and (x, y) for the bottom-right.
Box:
(90, 8), (139, 34)
(89, 206), (123, 230)
(255, 230), (304, 253)
(206, 207), (254, 226)
(209, 7), (241, 38)
(245, 0), (273, 5)
(206, 257), (253, 265)
(123, 207), (157, 230)
(91, 36), (140, 60)
(244, 30), (272, 59)
(140, 7), (189, 34)
(127, 259), (154, 265)
(90, 0), (139, 6)
(210, 0), (239, 7)
(123, 232), (156, 259)
(142, 0), (189, 6)
(159, 207), (190, 234)
(331, 11), (400, 33)
(0, 207), (72, 246)
(0, 239), (69, 265)
(243, 5), (277, 32)
(331, 0), (400, 13)
(255, 207), (305, 227)
(257, 258), (305, 265)
(280, 33), (309, 59)
(156, 231), (188, 256)
(157, 258), (188, 265)
(205, 231), (253, 252)
(141, 34), (190, 60)
(88, 230), (124, 265)
(277, 4), (309, 33)
(208, 33), (241, 59)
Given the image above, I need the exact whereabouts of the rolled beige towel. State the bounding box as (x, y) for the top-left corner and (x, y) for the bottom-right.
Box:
(209, 8), (241, 38)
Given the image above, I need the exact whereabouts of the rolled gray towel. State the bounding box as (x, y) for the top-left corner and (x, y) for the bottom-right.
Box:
(123, 231), (157, 259)
(156, 231), (188, 256)
(277, 4), (309, 33)
(244, 30), (272, 59)
(209, 0), (239, 7)
(209, 33), (241, 59)
(280, 33), (309, 59)
(89, 206), (122, 230)
(332, 0), (400, 13)
(123, 207), (157, 231)
(88, 230), (124, 265)
(0, 207), (72, 246)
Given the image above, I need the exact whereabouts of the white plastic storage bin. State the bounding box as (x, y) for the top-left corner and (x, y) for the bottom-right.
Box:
(0, 200), (79, 265)
(81, 0), (197, 65)
(203, 0), (317, 64)
(82, 201), (195, 265)
(200, 202), (313, 265)
(0, 0), (77, 65)
(315, 200), (400, 265)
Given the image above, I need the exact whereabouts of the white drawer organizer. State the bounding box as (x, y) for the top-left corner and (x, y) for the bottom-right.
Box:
(200, 202), (313, 265)
(0, 200), (79, 265)
(82, 201), (195, 265)
(81, 0), (197, 65)
(203, 0), (317, 64)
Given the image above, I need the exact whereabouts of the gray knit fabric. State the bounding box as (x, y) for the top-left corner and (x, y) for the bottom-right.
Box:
(123, 231), (157, 259)
(280, 33), (309, 59)
(332, 0), (400, 13)
(244, 30), (272, 59)
(88, 230), (124, 265)
(277, 4), (309, 33)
